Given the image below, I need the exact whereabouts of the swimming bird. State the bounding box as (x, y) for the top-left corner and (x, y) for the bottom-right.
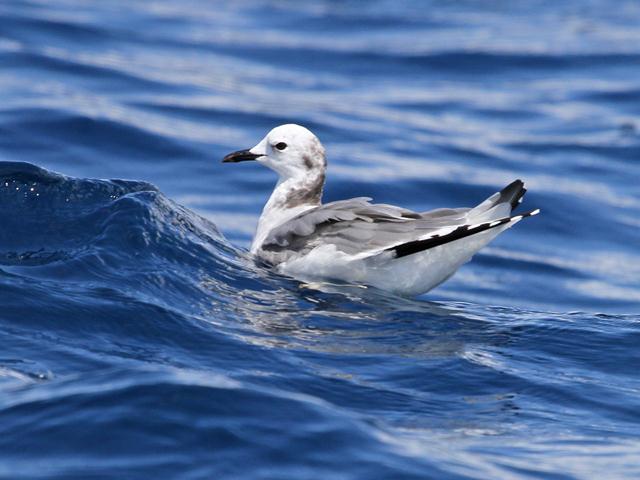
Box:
(223, 124), (538, 296)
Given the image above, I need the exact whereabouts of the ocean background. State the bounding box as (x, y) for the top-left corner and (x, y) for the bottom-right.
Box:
(1, 1), (639, 478)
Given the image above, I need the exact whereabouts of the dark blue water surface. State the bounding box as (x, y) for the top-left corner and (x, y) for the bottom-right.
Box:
(1, 1), (639, 479)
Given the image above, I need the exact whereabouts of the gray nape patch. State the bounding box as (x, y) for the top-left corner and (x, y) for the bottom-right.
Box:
(281, 172), (325, 209)
(303, 154), (314, 170)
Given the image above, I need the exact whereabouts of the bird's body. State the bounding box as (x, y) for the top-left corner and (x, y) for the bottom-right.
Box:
(223, 124), (538, 296)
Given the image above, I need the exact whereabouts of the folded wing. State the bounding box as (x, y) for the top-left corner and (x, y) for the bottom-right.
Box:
(259, 180), (534, 264)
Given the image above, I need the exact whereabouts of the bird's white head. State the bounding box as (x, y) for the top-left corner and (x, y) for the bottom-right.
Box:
(222, 124), (326, 180)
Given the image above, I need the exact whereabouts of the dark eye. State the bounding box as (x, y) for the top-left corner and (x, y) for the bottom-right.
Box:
(275, 142), (287, 151)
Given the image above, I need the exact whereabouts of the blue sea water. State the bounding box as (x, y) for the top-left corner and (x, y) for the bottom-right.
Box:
(1, 0), (639, 478)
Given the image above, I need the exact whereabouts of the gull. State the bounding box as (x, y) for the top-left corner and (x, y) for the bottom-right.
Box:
(222, 124), (539, 296)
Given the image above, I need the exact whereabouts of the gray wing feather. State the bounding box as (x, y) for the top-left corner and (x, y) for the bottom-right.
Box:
(260, 182), (524, 263)
(261, 200), (468, 260)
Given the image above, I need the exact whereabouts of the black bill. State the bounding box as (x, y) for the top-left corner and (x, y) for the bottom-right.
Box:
(222, 149), (263, 163)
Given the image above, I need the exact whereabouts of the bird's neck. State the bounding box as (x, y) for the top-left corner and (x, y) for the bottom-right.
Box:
(251, 170), (325, 253)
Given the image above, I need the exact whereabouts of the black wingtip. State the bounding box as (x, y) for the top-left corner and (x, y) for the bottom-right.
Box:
(388, 208), (540, 259)
(498, 179), (527, 210)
